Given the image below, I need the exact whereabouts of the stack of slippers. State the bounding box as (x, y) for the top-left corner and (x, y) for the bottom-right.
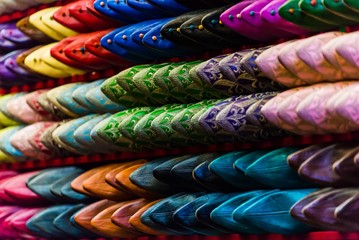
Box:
(288, 143), (359, 187)
(5, 79), (359, 160)
(3, 0), (359, 85)
(2, 141), (359, 238)
(261, 81), (359, 135)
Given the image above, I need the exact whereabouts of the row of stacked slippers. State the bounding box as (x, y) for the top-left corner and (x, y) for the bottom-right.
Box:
(1, 144), (359, 238)
(1, 114), (353, 240)
(2, 0), (359, 85)
(2, 74), (359, 161)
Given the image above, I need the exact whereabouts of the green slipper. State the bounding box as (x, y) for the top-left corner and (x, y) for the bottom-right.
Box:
(153, 62), (192, 103)
(279, 0), (336, 31)
(170, 99), (222, 144)
(115, 64), (160, 106)
(150, 104), (193, 148)
(133, 104), (181, 148)
(299, 0), (356, 26)
(169, 61), (218, 101)
(323, 0), (359, 22)
(343, 0), (359, 13)
(94, 107), (154, 151)
(132, 63), (176, 105)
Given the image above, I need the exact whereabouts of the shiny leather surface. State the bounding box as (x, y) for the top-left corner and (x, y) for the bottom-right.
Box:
(173, 192), (225, 235)
(93, 0), (131, 24)
(181, 13), (236, 49)
(70, 0), (119, 31)
(17, 17), (54, 44)
(26, 205), (73, 239)
(90, 201), (140, 238)
(105, 160), (148, 193)
(114, 20), (169, 60)
(160, 11), (207, 48)
(53, 2), (92, 33)
(129, 158), (174, 196)
(85, 29), (134, 66)
(127, 0), (172, 18)
(299, 0), (355, 26)
(73, 199), (118, 237)
(5, 208), (44, 239)
(53, 204), (97, 238)
(238, 189), (316, 234)
(129, 199), (167, 235)
(278, 0), (335, 31)
(101, 27), (150, 62)
(64, 33), (113, 71)
(50, 37), (95, 70)
(29, 8), (67, 41)
(115, 164), (157, 200)
(111, 198), (149, 233)
(107, 0), (151, 22)
(82, 163), (136, 201)
(261, 0), (309, 35)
